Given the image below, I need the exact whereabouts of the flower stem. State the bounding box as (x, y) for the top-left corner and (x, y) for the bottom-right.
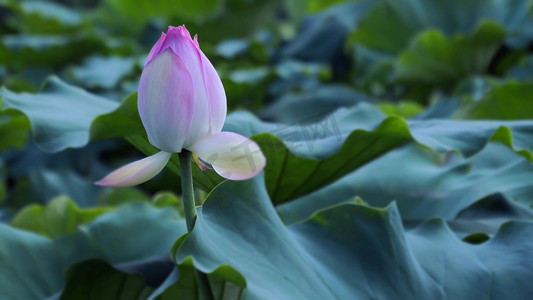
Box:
(179, 150), (196, 232)
(178, 150), (213, 300)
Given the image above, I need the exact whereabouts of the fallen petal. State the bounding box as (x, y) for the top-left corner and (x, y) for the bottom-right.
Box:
(95, 151), (172, 187)
(188, 132), (266, 180)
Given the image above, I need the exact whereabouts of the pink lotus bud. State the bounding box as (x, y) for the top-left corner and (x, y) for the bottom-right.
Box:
(139, 25), (226, 152)
(96, 25), (265, 187)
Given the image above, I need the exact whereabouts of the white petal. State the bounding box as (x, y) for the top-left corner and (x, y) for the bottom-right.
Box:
(200, 50), (227, 135)
(145, 32), (166, 66)
(188, 132), (266, 180)
(161, 28), (211, 147)
(95, 152), (172, 187)
(138, 49), (194, 153)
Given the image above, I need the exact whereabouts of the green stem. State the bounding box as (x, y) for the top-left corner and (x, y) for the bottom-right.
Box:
(178, 150), (214, 300)
(179, 150), (196, 232)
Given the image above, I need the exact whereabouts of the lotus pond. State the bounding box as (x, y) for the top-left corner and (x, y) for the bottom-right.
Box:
(1, 0), (533, 299)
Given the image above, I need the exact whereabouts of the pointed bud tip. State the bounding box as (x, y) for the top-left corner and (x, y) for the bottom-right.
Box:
(167, 25), (191, 38)
(94, 180), (105, 186)
(93, 152), (172, 188)
(93, 178), (121, 187)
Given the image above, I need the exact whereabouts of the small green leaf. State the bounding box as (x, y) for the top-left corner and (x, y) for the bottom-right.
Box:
(378, 101), (424, 118)
(396, 22), (506, 87)
(0, 109), (31, 151)
(10, 196), (112, 238)
(152, 191), (184, 217)
(98, 187), (150, 207)
(456, 81), (533, 120)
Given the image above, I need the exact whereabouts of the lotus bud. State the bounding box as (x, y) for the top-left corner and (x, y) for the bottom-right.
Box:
(96, 25), (265, 187)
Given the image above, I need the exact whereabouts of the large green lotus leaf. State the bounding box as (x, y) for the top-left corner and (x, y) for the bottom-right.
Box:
(408, 119), (533, 159)
(455, 81), (533, 119)
(225, 103), (387, 158)
(225, 104), (533, 204)
(153, 261), (246, 300)
(395, 22), (505, 87)
(278, 143), (533, 225)
(350, 0), (529, 53)
(79, 203), (186, 263)
(54, 255), (177, 299)
(0, 76), (119, 153)
(227, 106), (411, 204)
(252, 118), (412, 205)
(169, 176), (533, 299)
(0, 202), (186, 299)
(60, 259), (243, 300)
(228, 103), (533, 160)
(450, 192), (533, 238)
(60, 259), (155, 300)
(0, 222), (66, 300)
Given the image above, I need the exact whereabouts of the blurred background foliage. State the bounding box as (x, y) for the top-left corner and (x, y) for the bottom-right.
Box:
(1, 0), (533, 299)
(2, 0), (533, 209)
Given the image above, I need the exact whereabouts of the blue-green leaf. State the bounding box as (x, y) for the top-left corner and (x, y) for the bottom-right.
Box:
(168, 176), (533, 299)
(0, 202), (186, 299)
(0, 76), (118, 152)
